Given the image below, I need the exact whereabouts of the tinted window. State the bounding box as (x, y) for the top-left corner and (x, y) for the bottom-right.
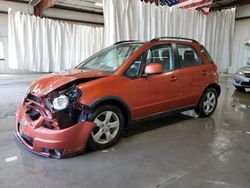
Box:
(177, 45), (202, 68)
(145, 45), (174, 71)
(202, 46), (214, 63)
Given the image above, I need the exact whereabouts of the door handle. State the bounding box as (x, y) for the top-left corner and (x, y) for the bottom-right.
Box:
(170, 76), (177, 82)
(202, 70), (207, 76)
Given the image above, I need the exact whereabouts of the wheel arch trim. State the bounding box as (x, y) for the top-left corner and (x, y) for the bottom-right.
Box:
(89, 96), (132, 126)
(195, 83), (220, 108)
(206, 83), (221, 96)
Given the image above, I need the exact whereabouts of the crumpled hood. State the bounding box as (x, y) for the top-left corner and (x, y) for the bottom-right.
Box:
(29, 69), (110, 96)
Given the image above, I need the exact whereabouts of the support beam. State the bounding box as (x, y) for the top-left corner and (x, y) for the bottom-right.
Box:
(34, 0), (57, 17)
(141, 0), (159, 6)
(236, 16), (250, 21)
(211, 0), (250, 11)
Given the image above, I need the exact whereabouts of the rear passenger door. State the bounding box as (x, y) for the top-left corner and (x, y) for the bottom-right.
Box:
(176, 44), (209, 106)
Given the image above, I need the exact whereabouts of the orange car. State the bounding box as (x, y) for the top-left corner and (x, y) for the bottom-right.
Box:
(15, 37), (220, 158)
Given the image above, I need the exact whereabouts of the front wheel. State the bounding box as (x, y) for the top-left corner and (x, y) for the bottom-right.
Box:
(88, 105), (124, 151)
(195, 88), (218, 117)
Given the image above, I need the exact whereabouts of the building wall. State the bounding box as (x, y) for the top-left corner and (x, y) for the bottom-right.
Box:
(236, 4), (250, 18)
(0, 1), (32, 73)
(229, 4), (250, 72)
(0, 1), (103, 73)
(0, 1), (249, 73)
(230, 18), (250, 72)
(43, 8), (103, 25)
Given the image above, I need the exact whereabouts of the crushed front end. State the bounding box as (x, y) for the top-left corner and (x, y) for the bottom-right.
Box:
(15, 86), (95, 158)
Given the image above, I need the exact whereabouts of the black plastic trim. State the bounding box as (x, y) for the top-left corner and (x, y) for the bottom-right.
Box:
(90, 96), (132, 124)
(151, 37), (199, 44)
(131, 105), (195, 125)
(114, 40), (141, 45)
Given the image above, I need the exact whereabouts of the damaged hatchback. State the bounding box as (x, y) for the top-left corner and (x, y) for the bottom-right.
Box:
(15, 37), (220, 158)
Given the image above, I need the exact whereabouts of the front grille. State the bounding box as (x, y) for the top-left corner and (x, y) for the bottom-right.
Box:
(241, 81), (250, 86)
(245, 73), (250, 78)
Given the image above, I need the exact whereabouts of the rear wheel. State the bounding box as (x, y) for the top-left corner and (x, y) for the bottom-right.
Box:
(195, 88), (218, 117)
(88, 105), (124, 151)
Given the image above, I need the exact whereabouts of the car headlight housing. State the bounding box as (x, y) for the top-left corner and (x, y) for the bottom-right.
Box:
(53, 95), (69, 110)
(237, 71), (244, 75)
(236, 69), (244, 76)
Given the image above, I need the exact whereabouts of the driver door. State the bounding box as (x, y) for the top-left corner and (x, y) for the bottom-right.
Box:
(125, 44), (181, 120)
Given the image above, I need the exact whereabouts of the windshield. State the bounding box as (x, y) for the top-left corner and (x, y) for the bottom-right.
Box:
(76, 43), (143, 73)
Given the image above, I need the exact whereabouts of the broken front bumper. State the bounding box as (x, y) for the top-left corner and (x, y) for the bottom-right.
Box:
(15, 105), (95, 158)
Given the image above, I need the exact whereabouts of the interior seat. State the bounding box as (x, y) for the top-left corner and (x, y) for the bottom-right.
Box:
(183, 50), (196, 67)
(161, 50), (170, 70)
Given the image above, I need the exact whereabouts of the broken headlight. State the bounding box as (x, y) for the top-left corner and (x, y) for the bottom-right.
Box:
(53, 95), (69, 110)
(50, 86), (82, 111)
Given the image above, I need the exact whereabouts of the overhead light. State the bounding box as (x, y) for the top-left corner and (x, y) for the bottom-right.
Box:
(95, 2), (103, 7)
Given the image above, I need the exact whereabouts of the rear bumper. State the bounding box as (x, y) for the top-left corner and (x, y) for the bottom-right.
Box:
(15, 105), (95, 158)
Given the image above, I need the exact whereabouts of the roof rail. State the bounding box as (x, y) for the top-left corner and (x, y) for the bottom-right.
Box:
(150, 37), (199, 43)
(114, 40), (140, 45)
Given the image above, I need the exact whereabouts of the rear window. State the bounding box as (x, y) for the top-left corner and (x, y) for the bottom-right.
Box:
(202, 46), (213, 63)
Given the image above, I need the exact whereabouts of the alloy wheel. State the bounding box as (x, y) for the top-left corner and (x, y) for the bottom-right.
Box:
(92, 111), (120, 144)
(203, 91), (216, 115)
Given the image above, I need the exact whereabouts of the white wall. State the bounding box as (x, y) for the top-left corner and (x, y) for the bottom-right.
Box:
(0, 1), (249, 73)
(0, 1), (33, 14)
(43, 8), (103, 25)
(0, 1), (32, 73)
(230, 18), (250, 73)
(0, 1), (103, 73)
(0, 13), (9, 73)
(236, 4), (250, 18)
(229, 4), (250, 72)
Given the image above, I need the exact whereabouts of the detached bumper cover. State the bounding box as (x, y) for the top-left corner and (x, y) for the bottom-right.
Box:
(233, 75), (250, 88)
(15, 105), (95, 158)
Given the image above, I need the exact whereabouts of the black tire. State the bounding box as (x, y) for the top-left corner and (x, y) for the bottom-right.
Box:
(87, 105), (125, 151)
(195, 87), (218, 118)
(235, 86), (245, 92)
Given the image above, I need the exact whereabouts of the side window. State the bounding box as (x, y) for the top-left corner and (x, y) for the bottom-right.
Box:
(177, 45), (202, 68)
(145, 45), (174, 71)
(202, 46), (214, 63)
(125, 54), (144, 78)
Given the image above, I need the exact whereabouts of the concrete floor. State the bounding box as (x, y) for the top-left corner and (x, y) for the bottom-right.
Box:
(0, 74), (250, 188)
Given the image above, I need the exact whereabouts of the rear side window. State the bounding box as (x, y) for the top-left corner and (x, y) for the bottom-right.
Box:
(176, 45), (202, 68)
(202, 46), (214, 63)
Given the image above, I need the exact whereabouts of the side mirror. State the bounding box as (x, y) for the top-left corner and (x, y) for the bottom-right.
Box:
(144, 63), (163, 75)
